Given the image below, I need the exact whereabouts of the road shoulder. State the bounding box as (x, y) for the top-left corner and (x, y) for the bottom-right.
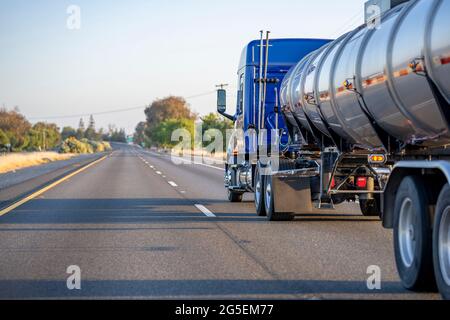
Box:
(0, 153), (108, 211)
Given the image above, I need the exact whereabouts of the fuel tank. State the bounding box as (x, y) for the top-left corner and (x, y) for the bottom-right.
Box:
(280, 0), (450, 150)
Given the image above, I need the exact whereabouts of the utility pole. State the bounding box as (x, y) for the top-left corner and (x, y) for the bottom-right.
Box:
(215, 84), (228, 90)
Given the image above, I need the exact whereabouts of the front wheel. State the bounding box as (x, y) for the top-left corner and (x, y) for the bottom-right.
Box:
(254, 165), (266, 217)
(393, 176), (435, 291)
(264, 173), (294, 222)
(433, 184), (450, 300)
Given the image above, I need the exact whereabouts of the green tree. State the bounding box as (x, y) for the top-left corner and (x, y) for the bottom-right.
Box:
(27, 122), (61, 151)
(201, 113), (233, 149)
(110, 129), (127, 143)
(144, 96), (196, 145)
(0, 108), (31, 151)
(85, 115), (97, 140)
(133, 122), (147, 146)
(61, 126), (77, 140)
(152, 118), (195, 149)
(103, 126), (127, 143)
(0, 129), (10, 150)
(76, 118), (85, 140)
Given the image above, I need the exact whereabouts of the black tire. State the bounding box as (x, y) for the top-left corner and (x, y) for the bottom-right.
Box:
(433, 184), (450, 300)
(264, 173), (294, 222)
(393, 176), (436, 291)
(228, 190), (243, 203)
(254, 165), (266, 217)
(360, 197), (381, 217)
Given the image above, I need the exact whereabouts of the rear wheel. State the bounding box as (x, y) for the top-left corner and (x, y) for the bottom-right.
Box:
(264, 173), (294, 222)
(360, 196), (381, 217)
(433, 184), (450, 300)
(227, 189), (243, 203)
(393, 176), (435, 291)
(254, 165), (266, 217)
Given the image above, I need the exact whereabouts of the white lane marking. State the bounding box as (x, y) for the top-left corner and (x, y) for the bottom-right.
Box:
(156, 171), (162, 175)
(145, 151), (223, 172)
(171, 155), (223, 171)
(168, 181), (178, 187)
(192, 162), (223, 171)
(195, 204), (216, 218)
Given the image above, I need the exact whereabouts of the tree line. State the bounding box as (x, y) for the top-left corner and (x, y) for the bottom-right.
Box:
(133, 96), (233, 150)
(0, 108), (126, 153)
(0, 108), (61, 152)
(61, 116), (127, 144)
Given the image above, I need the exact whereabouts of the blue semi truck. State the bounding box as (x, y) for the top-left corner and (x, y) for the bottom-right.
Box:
(217, 33), (390, 221)
(217, 0), (450, 299)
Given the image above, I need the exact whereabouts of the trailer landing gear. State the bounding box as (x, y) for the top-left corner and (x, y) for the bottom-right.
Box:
(359, 197), (381, 217)
(227, 190), (243, 203)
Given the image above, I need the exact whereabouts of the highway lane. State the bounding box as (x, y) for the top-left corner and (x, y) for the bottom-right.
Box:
(0, 145), (440, 299)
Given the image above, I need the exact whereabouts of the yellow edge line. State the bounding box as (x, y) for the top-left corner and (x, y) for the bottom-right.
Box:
(0, 155), (108, 217)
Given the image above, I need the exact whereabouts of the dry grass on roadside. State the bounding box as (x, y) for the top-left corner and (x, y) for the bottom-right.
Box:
(0, 152), (75, 174)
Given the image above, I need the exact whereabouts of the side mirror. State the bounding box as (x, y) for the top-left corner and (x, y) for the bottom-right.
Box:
(217, 89), (227, 114)
(217, 89), (234, 121)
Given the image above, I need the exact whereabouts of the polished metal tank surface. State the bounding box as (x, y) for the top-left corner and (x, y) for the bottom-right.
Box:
(313, 27), (383, 149)
(281, 51), (318, 138)
(293, 46), (331, 138)
(280, 66), (299, 131)
(385, 0), (449, 144)
(301, 47), (331, 137)
(428, 0), (450, 104)
(281, 0), (450, 150)
(316, 33), (355, 143)
(359, 6), (408, 143)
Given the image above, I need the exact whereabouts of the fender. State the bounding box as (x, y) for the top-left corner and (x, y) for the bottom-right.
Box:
(382, 160), (450, 229)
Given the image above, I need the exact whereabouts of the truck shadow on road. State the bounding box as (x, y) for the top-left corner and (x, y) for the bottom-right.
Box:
(0, 198), (379, 224)
(0, 279), (429, 299)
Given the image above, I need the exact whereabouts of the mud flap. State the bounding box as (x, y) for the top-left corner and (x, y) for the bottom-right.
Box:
(272, 174), (313, 214)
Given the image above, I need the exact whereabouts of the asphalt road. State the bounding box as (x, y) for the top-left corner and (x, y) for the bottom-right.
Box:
(0, 144), (440, 299)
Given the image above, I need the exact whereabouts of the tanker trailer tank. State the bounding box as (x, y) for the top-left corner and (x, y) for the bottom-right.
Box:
(282, 0), (450, 152)
(357, 0), (450, 148)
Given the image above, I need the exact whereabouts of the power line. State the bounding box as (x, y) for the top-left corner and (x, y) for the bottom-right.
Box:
(186, 90), (217, 99)
(29, 105), (145, 120)
(332, 10), (364, 38)
(28, 90), (218, 121)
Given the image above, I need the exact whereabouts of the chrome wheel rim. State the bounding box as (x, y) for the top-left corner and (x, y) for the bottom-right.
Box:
(399, 198), (416, 268)
(439, 206), (450, 286)
(265, 179), (272, 211)
(255, 173), (262, 208)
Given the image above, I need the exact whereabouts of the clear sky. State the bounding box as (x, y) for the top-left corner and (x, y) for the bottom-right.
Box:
(0, 0), (366, 133)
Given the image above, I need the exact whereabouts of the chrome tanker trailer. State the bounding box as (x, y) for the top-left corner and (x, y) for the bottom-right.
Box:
(281, 0), (450, 299)
(218, 34), (390, 221)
